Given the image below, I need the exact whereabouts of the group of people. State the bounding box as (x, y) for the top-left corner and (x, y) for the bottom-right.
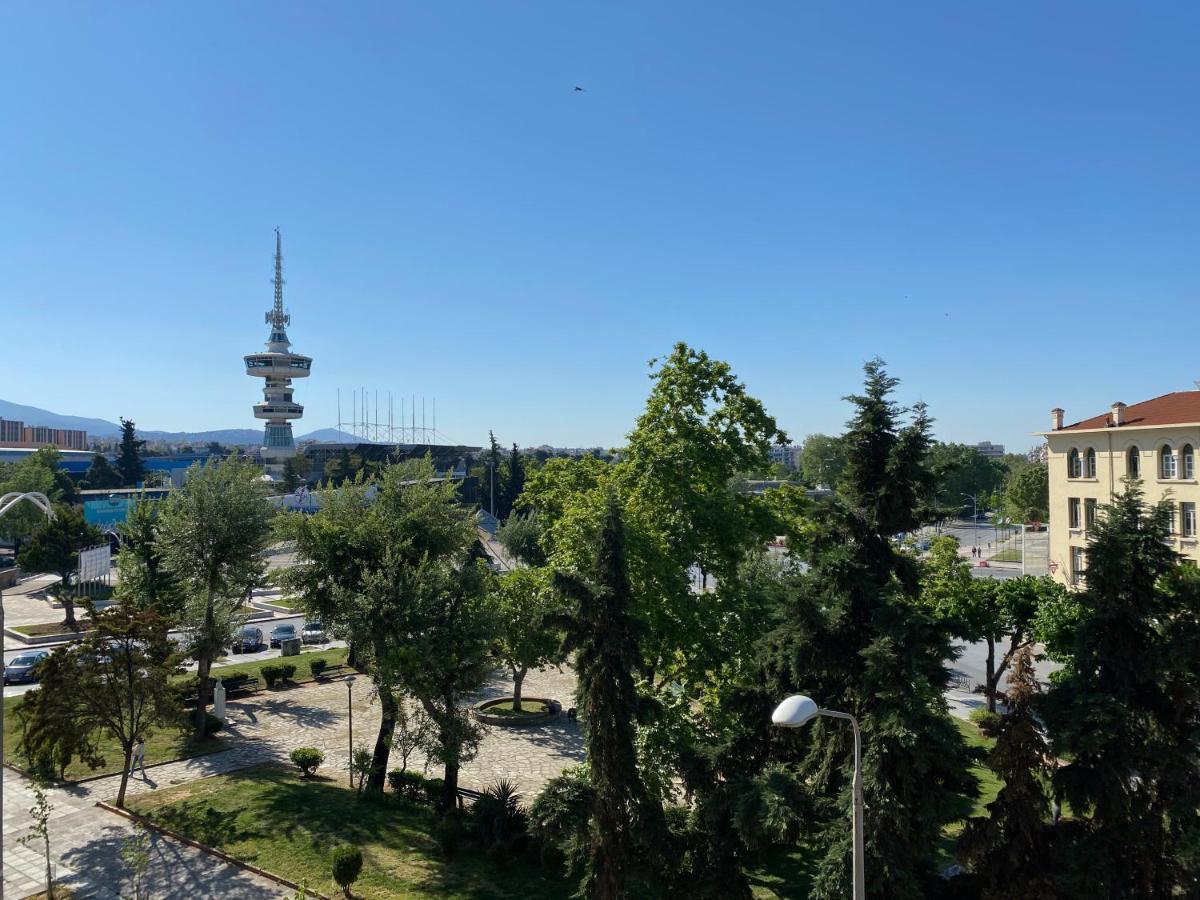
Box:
(969, 544), (991, 559)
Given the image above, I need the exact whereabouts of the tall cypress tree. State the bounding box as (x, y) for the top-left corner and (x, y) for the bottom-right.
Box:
(116, 418), (145, 487)
(760, 358), (977, 899)
(504, 443), (525, 517)
(1039, 483), (1200, 897)
(554, 495), (666, 900)
(957, 646), (1056, 898)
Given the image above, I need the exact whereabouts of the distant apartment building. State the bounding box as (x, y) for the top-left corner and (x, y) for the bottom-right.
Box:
(1044, 392), (1200, 587)
(974, 441), (1005, 458)
(768, 444), (803, 470)
(0, 418), (88, 450)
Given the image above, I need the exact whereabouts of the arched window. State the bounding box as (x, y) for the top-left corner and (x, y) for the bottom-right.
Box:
(1085, 448), (1097, 478)
(1067, 448), (1082, 479)
(1127, 446), (1141, 478)
(1184, 445), (1195, 480)
(1161, 445), (1177, 479)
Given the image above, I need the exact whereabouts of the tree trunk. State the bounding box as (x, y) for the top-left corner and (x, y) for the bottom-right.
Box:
(44, 834), (53, 899)
(193, 593), (216, 741)
(985, 635), (997, 713)
(60, 585), (78, 631)
(512, 666), (526, 712)
(366, 685), (397, 795)
(442, 760), (459, 812)
(115, 744), (132, 808)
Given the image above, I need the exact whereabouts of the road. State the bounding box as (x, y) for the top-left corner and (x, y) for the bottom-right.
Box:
(3, 612), (342, 698)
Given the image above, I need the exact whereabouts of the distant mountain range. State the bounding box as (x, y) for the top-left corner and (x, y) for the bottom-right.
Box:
(0, 399), (361, 446)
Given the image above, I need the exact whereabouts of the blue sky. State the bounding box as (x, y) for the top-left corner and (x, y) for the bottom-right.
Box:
(3, 3), (1197, 452)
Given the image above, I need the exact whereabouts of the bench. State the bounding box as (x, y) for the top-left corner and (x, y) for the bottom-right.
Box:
(315, 663), (349, 679)
(182, 673), (260, 708)
(455, 787), (485, 809)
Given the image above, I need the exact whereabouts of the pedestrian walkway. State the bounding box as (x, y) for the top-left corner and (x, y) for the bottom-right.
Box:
(3, 767), (288, 899)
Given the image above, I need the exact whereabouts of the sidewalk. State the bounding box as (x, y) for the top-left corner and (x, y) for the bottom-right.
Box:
(3, 767), (288, 899)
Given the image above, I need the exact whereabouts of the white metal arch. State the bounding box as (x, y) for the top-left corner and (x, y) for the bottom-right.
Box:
(0, 491), (55, 520)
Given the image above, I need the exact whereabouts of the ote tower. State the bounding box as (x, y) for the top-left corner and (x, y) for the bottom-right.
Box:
(244, 230), (312, 479)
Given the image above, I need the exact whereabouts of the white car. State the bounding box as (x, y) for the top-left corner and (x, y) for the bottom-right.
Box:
(301, 621), (327, 644)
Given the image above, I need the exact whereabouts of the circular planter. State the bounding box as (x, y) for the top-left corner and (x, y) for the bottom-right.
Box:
(473, 696), (555, 727)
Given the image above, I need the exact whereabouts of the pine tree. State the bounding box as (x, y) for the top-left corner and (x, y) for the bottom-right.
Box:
(957, 646), (1056, 899)
(116, 419), (146, 487)
(554, 495), (667, 899)
(504, 443), (525, 517)
(760, 358), (977, 899)
(82, 453), (122, 490)
(1039, 483), (1200, 897)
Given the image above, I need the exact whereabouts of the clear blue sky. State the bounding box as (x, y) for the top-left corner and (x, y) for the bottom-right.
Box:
(3, 3), (1198, 452)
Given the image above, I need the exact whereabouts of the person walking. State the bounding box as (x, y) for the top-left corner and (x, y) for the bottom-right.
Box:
(130, 736), (147, 778)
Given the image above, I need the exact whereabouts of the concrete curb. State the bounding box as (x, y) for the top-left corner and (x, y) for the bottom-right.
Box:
(95, 800), (333, 900)
(472, 696), (555, 727)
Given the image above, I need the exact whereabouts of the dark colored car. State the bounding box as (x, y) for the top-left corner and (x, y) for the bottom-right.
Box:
(269, 624), (297, 648)
(5, 650), (50, 684)
(233, 627), (263, 654)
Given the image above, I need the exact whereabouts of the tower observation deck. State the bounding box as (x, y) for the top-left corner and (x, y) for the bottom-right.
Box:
(244, 229), (311, 479)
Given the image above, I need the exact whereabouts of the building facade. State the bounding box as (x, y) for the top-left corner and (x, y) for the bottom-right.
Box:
(768, 444), (803, 470)
(244, 230), (311, 480)
(974, 441), (1005, 458)
(1044, 392), (1200, 586)
(0, 418), (88, 450)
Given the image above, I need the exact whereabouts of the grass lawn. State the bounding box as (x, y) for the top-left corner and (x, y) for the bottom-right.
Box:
(3, 695), (222, 781)
(4, 649), (349, 781)
(482, 699), (549, 717)
(989, 548), (1022, 562)
(10, 622), (93, 637)
(128, 764), (574, 899)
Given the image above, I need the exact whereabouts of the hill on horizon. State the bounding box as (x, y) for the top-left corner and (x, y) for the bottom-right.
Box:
(0, 399), (361, 447)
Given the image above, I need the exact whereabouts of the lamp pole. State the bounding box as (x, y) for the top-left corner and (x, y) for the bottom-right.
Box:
(772, 695), (864, 900)
(962, 492), (979, 555)
(345, 675), (356, 787)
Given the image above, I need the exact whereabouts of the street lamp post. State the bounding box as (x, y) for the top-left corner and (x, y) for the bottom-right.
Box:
(345, 674), (356, 787)
(772, 695), (864, 900)
(0, 492), (56, 881)
(962, 492), (979, 555)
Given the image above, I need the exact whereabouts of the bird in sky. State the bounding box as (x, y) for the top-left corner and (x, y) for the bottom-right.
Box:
(574, 85), (585, 92)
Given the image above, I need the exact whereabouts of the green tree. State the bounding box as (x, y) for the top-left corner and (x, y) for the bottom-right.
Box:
(116, 418), (146, 487)
(158, 459), (271, 740)
(554, 495), (668, 899)
(760, 358), (976, 900)
(1039, 483), (1200, 897)
(16, 650), (103, 778)
(280, 458), (481, 797)
(496, 511), (548, 566)
(957, 646), (1057, 899)
(281, 455), (307, 492)
(18, 783), (55, 898)
(481, 430), (504, 518)
(17, 504), (103, 630)
(799, 433), (848, 489)
(82, 452), (122, 489)
(115, 497), (182, 616)
(490, 568), (563, 711)
(502, 443), (525, 517)
(1002, 462), (1049, 524)
(0, 448), (70, 555)
(927, 442), (1007, 517)
(922, 538), (1058, 712)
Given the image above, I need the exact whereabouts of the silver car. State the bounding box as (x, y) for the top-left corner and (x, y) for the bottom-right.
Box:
(5, 651), (50, 684)
(301, 621), (327, 644)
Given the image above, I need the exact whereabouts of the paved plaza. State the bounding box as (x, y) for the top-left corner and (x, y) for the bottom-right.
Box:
(3, 663), (582, 898)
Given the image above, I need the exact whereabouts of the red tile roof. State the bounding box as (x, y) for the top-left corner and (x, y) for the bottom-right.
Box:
(1060, 391), (1200, 431)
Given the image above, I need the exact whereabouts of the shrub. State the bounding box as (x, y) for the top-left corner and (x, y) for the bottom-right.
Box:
(204, 713), (224, 736)
(290, 747), (325, 777)
(472, 779), (528, 858)
(261, 665), (282, 688)
(388, 768), (425, 801)
(434, 810), (467, 856)
(528, 768), (594, 877)
(970, 707), (1002, 737)
(279, 663), (296, 682)
(421, 777), (445, 806)
(309, 658), (327, 679)
(330, 845), (363, 897)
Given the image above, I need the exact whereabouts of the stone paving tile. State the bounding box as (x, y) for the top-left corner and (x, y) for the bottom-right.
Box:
(3, 663), (584, 897)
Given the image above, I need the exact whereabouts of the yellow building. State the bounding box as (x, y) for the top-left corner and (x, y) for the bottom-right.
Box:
(1043, 392), (1200, 586)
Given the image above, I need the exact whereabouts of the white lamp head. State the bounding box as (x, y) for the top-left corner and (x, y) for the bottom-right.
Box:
(771, 694), (820, 728)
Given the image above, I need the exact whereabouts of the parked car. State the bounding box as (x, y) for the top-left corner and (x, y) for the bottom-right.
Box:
(301, 621), (327, 644)
(0, 555), (16, 569)
(269, 623), (297, 648)
(233, 626), (263, 653)
(5, 650), (50, 684)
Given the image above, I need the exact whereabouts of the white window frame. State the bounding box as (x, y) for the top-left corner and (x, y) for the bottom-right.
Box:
(1184, 446), (1195, 480)
(1068, 449), (1082, 479)
(1165, 501), (1177, 534)
(1128, 447), (1140, 478)
(1085, 498), (1098, 530)
(1068, 497), (1081, 529)
(1071, 546), (1086, 585)
(1183, 502), (1197, 538)
(1161, 447), (1177, 479)
(1085, 448), (1097, 478)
